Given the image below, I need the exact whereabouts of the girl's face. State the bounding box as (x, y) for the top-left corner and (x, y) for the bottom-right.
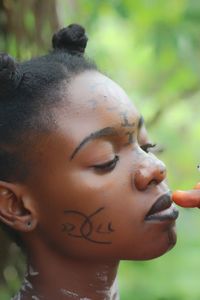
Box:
(26, 71), (178, 261)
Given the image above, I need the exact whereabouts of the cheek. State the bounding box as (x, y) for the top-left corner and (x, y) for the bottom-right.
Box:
(67, 169), (132, 213)
(31, 165), (150, 260)
(65, 171), (145, 239)
(63, 163), (146, 226)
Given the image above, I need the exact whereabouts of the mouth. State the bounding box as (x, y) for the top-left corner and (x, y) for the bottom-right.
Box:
(145, 192), (179, 221)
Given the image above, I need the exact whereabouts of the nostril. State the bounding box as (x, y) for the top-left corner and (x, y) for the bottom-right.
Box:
(160, 168), (166, 175)
(159, 167), (166, 179)
(148, 179), (158, 186)
(133, 162), (166, 191)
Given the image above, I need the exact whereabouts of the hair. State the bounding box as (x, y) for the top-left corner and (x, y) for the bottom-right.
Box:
(0, 23), (97, 246)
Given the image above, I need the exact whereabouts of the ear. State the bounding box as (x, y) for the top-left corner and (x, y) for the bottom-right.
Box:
(0, 181), (37, 232)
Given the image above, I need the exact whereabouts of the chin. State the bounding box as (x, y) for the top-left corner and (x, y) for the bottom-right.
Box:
(123, 224), (177, 261)
(139, 225), (177, 261)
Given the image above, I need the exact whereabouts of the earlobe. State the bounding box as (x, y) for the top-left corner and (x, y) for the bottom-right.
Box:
(0, 182), (37, 232)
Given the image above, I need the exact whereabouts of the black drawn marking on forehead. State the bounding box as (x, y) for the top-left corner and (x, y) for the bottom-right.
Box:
(120, 111), (135, 128)
(88, 98), (98, 109)
(120, 114), (144, 146)
(88, 78), (125, 107)
(124, 131), (135, 146)
(138, 115), (144, 129)
(87, 77), (135, 115)
(89, 78), (109, 92)
(70, 127), (118, 160)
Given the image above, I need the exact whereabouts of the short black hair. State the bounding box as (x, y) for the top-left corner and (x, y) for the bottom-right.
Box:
(0, 24), (97, 182)
(0, 24), (97, 246)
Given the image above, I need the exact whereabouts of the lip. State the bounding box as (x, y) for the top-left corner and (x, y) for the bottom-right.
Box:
(145, 192), (179, 221)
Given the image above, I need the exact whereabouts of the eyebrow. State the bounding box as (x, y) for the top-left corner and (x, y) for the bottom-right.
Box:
(70, 127), (118, 160)
(70, 115), (144, 160)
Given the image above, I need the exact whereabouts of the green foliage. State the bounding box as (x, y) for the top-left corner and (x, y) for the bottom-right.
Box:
(0, 0), (200, 299)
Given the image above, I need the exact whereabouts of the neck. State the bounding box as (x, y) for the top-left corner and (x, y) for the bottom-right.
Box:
(16, 244), (120, 300)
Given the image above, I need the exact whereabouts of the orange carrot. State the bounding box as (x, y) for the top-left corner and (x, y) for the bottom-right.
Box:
(172, 183), (200, 208)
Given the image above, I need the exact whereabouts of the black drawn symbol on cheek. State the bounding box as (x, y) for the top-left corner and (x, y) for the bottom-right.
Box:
(62, 223), (85, 238)
(62, 207), (115, 244)
(108, 222), (115, 232)
(80, 215), (94, 238)
(96, 224), (104, 233)
(96, 222), (115, 234)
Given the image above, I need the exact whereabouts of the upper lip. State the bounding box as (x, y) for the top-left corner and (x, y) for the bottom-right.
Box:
(145, 192), (172, 218)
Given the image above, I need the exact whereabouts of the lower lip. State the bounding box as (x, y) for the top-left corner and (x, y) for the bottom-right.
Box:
(145, 203), (179, 222)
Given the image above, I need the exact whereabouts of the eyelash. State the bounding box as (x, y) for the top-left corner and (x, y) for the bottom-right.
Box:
(93, 155), (119, 172)
(91, 143), (155, 172)
(140, 143), (156, 153)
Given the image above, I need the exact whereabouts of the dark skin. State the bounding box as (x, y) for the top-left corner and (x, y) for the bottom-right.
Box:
(0, 71), (177, 300)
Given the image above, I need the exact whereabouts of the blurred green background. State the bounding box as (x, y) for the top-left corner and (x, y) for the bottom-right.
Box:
(0, 0), (200, 299)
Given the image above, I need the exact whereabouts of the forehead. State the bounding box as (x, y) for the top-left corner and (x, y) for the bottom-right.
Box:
(69, 71), (128, 103)
(53, 71), (140, 142)
(27, 71), (142, 171)
(62, 70), (139, 121)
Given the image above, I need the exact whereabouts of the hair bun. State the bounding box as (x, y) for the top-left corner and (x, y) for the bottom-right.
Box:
(0, 53), (16, 80)
(52, 24), (88, 55)
(0, 53), (22, 94)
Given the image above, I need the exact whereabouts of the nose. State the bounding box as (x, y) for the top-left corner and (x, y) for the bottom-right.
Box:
(134, 156), (166, 191)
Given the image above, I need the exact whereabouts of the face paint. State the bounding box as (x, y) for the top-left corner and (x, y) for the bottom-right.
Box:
(16, 71), (177, 300)
(61, 207), (115, 244)
(28, 265), (39, 277)
(60, 288), (79, 298)
(26, 71), (176, 262)
(96, 276), (119, 300)
(12, 265), (40, 300)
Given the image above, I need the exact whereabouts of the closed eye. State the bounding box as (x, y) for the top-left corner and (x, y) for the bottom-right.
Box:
(140, 143), (156, 153)
(92, 155), (119, 173)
